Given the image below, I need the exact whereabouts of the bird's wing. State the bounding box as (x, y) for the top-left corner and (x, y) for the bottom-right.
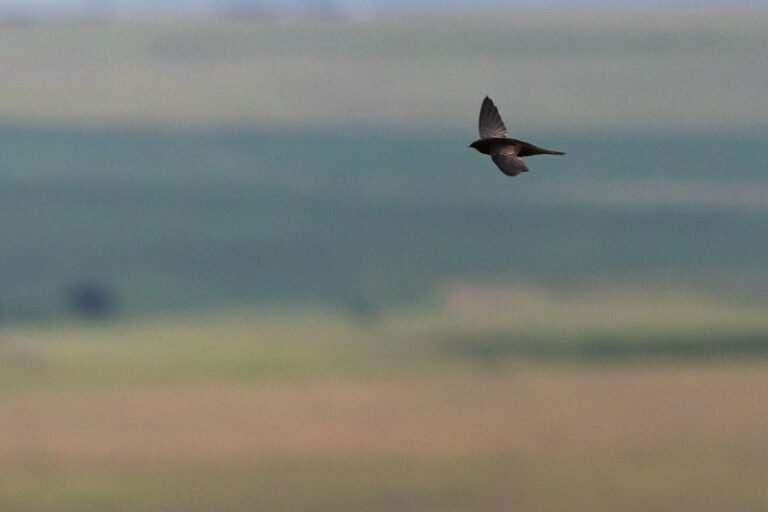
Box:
(479, 96), (507, 139)
(491, 146), (528, 176)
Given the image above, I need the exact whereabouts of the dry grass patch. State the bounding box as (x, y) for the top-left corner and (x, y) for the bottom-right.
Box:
(1, 363), (767, 511)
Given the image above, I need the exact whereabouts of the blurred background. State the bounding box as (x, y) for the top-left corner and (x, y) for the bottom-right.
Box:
(1, 1), (767, 511)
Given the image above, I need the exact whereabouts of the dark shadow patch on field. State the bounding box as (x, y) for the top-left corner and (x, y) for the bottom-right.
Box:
(438, 331), (768, 363)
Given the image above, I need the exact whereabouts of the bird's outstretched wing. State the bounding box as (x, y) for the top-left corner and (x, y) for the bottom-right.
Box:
(491, 146), (528, 176)
(479, 96), (507, 139)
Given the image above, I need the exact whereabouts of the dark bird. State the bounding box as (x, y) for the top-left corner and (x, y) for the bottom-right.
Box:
(469, 96), (565, 176)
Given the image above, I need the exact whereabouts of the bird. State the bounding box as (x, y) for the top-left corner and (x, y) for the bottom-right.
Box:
(469, 96), (564, 176)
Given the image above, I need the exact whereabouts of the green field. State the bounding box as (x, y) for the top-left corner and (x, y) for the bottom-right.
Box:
(1, 123), (767, 321)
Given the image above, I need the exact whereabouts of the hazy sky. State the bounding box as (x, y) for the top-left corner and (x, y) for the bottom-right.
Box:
(375, 0), (767, 8)
(2, 0), (767, 18)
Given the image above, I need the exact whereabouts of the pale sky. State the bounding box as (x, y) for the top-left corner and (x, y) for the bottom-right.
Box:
(2, 0), (767, 18)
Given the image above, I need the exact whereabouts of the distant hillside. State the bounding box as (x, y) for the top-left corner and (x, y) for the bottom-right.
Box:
(0, 13), (765, 129)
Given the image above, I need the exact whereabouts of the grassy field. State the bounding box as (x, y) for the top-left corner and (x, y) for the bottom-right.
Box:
(1, 288), (767, 511)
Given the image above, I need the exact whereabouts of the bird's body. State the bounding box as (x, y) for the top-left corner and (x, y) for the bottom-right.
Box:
(469, 96), (564, 176)
(469, 137), (564, 157)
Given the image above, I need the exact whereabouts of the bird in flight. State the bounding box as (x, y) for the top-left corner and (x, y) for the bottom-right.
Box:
(469, 96), (564, 176)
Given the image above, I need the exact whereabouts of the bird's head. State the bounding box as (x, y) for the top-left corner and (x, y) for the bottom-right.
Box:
(468, 139), (487, 153)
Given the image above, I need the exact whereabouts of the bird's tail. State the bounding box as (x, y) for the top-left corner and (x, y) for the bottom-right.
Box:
(516, 141), (566, 157)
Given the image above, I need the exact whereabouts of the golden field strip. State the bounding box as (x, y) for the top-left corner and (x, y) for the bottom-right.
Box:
(1, 364), (767, 512)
